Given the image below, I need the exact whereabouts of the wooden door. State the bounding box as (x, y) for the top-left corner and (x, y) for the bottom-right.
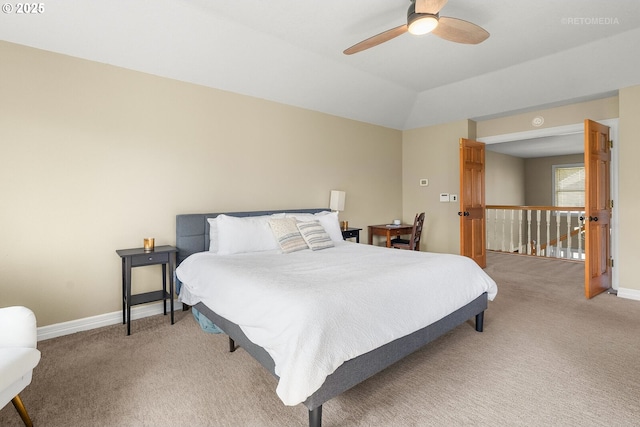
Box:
(459, 138), (486, 268)
(584, 120), (611, 298)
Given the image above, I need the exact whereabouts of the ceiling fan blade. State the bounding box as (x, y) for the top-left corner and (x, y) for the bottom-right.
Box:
(415, 0), (448, 14)
(343, 24), (408, 55)
(432, 16), (489, 44)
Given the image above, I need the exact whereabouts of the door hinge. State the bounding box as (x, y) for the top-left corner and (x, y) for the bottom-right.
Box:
(609, 258), (614, 268)
(610, 140), (613, 149)
(610, 199), (614, 209)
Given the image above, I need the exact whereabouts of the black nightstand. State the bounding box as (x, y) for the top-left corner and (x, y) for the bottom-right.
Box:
(341, 227), (362, 243)
(116, 245), (177, 335)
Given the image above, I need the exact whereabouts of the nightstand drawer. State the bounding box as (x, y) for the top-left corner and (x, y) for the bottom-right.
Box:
(342, 230), (359, 239)
(341, 227), (362, 243)
(130, 252), (169, 267)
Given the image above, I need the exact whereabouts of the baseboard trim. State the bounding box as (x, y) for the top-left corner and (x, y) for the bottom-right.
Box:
(37, 300), (181, 341)
(616, 287), (640, 301)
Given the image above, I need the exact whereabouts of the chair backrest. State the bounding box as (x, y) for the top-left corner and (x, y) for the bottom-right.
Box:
(409, 212), (426, 250)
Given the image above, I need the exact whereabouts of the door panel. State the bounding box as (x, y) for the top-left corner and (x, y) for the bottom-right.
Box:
(459, 138), (486, 268)
(584, 119), (611, 298)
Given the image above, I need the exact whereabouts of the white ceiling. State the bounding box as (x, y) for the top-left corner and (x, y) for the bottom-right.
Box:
(485, 134), (584, 158)
(1, 0), (640, 131)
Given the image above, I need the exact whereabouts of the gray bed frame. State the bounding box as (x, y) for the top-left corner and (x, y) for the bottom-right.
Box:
(176, 209), (487, 427)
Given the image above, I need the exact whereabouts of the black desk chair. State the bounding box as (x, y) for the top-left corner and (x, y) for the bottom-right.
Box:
(391, 212), (425, 251)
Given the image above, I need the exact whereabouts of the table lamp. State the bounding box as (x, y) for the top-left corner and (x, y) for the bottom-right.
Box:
(329, 190), (346, 212)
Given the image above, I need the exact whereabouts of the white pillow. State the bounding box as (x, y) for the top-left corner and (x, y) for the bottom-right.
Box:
(207, 217), (219, 252)
(296, 220), (334, 251)
(286, 211), (343, 242)
(216, 214), (284, 255)
(316, 211), (344, 242)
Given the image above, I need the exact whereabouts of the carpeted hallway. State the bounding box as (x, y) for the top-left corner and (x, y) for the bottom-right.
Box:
(1, 252), (638, 426)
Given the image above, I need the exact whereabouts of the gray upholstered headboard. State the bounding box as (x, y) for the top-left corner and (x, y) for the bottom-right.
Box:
(175, 208), (327, 265)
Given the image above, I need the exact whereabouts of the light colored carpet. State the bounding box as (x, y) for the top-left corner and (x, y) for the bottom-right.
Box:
(1, 252), (639, 426)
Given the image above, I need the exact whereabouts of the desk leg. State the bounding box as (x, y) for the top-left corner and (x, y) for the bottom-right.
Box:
(386, 231), (391, 248)
(368, 227), (373, 245)
(125, 257), (132, 336)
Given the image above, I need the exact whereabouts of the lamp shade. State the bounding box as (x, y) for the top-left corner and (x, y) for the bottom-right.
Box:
(329, 190), (346, 211)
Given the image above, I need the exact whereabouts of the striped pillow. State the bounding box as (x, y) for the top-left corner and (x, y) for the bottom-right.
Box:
(269, 218), (309, 253)
(297, 220), (334, 251)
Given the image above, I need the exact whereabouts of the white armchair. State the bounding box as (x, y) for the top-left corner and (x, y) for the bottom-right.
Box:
(0, 306), (41, 427)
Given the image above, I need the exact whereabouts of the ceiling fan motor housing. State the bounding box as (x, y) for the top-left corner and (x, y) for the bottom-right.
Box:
(407, 2), (439, 35)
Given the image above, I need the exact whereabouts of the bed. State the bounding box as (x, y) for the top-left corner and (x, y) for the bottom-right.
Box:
(175, 209), (498, 427)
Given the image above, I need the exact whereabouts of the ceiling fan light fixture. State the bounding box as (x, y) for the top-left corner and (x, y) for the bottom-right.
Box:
(408, 14), (439, 35)
(343, 1), (488, 55)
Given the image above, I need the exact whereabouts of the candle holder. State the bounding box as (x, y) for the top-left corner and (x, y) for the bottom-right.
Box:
(143, 238), (155, 252)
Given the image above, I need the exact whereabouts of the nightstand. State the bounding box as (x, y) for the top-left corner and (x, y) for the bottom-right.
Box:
(116, 245), (177, 335)
(341, 227), (362, 243)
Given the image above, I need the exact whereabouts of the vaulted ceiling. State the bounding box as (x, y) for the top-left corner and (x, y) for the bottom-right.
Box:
(1, 0), (639, 130)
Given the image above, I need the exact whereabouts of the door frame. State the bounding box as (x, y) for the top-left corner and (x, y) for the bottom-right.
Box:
(477, 119), (619, 290)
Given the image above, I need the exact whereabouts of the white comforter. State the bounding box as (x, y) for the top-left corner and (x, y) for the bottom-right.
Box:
(177, 241), (497, 406)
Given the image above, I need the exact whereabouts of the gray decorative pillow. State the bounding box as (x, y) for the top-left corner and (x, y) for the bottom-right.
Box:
(297, 220), (334, 251)
(269, 218), (309, 253)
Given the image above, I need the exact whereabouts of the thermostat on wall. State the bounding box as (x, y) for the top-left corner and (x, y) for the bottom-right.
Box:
(439, 193), (450, 202)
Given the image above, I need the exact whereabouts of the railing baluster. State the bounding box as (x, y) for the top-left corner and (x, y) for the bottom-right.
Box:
(545, 210), (551, 258)
(493, 209), (498, 249)
(485, 209), (491, 250)
(555, 210), (561, 258)
(501, 209), (506, 252)
(535, 210), (541, 256)
(527, 209), (532, 255)
(510, 209), (515, 253)
(518, 210), (523, 254)
(578, 211), (584, 259)
(566, 211), (572, 259)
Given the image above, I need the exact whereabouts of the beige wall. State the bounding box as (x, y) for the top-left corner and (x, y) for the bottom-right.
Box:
(485, 151), (525, 205)
(0, 42), (403, 326)
(401, 120), (474, 254)
(477, 96), (619, 137)
(618, 85), (640, 295)
(3, 40), (638, 328)
(524, 154), (584, 206)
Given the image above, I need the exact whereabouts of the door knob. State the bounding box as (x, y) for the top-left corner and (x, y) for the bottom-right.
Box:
(458, 211), (470, 217)
(589, 216), (599, 222)
(579, 216), (585, 221)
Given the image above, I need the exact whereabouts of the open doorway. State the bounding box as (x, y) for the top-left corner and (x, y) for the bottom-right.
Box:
(477, 119), (619, 291)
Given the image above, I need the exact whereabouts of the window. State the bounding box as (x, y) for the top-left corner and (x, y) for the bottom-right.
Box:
(553, 164), (585, 207)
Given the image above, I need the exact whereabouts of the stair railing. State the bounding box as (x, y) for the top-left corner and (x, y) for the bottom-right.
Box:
(486, 205), (585, 260)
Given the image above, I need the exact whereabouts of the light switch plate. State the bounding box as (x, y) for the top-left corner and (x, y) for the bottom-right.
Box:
(439, 193), (449, 202)
(419, 178), (429, 187)
(449, 194), (458, 202)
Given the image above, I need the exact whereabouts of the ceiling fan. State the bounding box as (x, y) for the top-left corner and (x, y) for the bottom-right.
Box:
(344, 0), (489, 55)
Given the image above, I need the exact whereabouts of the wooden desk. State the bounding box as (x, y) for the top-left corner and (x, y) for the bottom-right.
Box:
(368, 224), (413, 247)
